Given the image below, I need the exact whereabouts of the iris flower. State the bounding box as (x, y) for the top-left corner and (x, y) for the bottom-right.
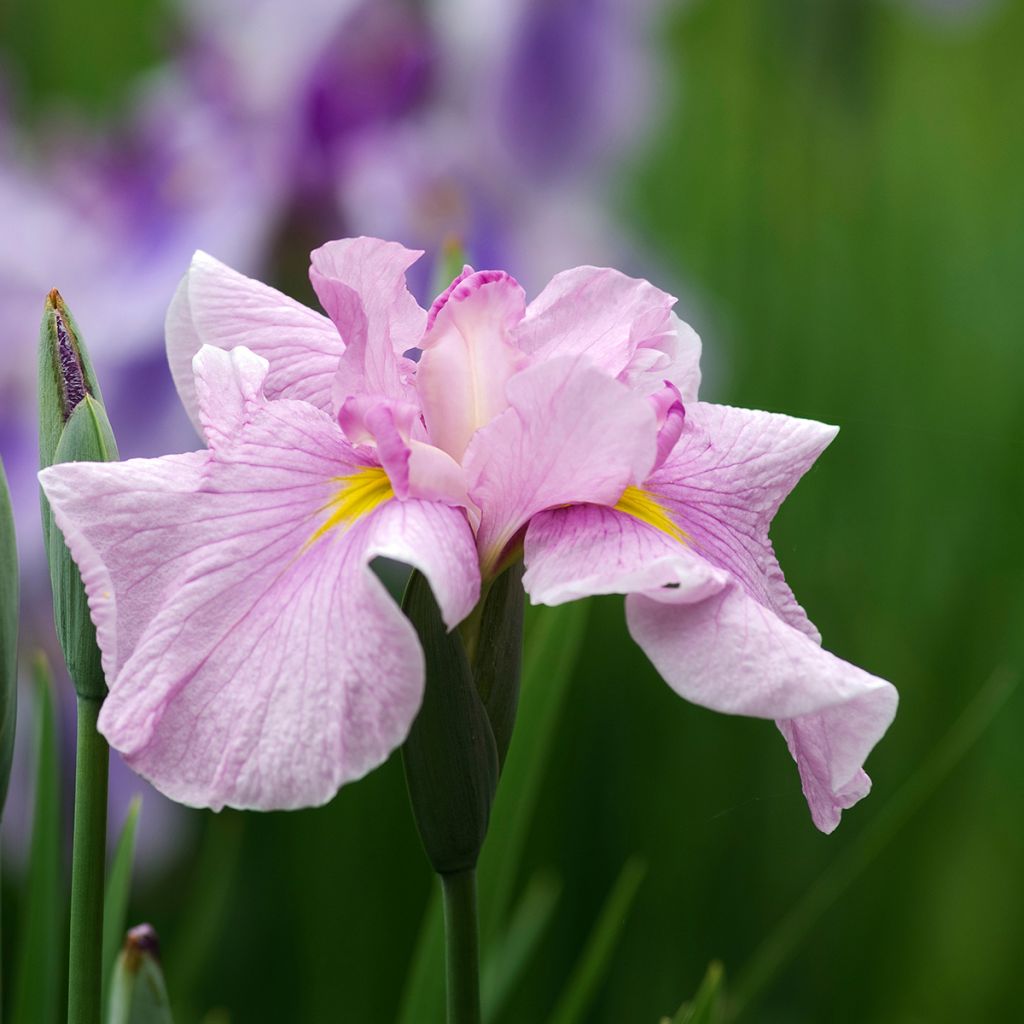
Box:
(39, 238), (896, 831)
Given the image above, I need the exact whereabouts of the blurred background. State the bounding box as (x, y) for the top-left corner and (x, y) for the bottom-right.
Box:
(2, 0), (1023, 1021)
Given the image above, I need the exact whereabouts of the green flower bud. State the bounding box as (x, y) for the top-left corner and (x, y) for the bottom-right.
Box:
(38, 291), (119, 701)
(107, 925), (174, 1024)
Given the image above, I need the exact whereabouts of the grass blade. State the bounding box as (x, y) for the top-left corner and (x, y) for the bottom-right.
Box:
(11, 654), (63, 1024)
(481, 870), (561, 1024)
(668, 961), (725, 1024)
(102, 796), (142, 1017)
(548, 857), (647, 1024)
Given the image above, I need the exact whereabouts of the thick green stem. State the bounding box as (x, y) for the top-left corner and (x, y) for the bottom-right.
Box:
(67, 695), (109, 1024)
(441, 870), (481, 1024)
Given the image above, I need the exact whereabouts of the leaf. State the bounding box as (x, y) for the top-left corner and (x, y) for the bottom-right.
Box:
(670, 962), (725, 1024)
(102, 796), (143, 1018)
(0, 458), (18, 819)
(480, 600), (590, 939)
(548, 857), (647, 1024)
(396, 600), (589, 1024)
(481, 870), (561, 1023)
(106, 926), (174, 1024)
(402, 569), (499, 876)
(10, 654), (63, 1024)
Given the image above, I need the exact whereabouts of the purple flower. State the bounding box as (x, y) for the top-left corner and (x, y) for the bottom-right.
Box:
(40, 238), (896, 830)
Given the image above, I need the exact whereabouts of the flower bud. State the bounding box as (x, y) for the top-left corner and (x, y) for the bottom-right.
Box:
(107, 924), (174, 1024)
(38, 291), (119, 701)
(0, 458), (17, 820)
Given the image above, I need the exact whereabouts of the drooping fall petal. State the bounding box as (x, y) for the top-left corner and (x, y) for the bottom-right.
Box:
(39, 346), (479, 810)
(648, 402), (839, 640)
(166, 250), (341, 430)
(626, 579), (897, 833)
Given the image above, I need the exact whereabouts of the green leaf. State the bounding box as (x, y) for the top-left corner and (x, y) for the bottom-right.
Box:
(669, 962), (725, 1024)
(397, 600), (589, 1024)
(11, 654), (63, 1024)
(102, 796), (142, 1018)
(548, 857), (647, 1024)
(45, 394), (119, 701)
(481, 870), (561, 1023)
(106, 926), (174, 1024)
(0, 458), (18, 819)
(480, 601), (590, 939)
(402, 569), (499, 875)
(470, 563), (525, 770)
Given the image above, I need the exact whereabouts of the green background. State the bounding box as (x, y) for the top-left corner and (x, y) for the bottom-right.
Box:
(3, 0), (1023, 1020)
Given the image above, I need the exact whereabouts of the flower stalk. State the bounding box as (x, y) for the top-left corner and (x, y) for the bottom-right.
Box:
(38, 291), (119, 1024)
(441, 870), (482, 1024)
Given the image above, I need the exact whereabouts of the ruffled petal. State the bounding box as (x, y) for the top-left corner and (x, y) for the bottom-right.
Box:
(166, 250), (341, 431)
(513, 266), (676, 382)
(621, 312), (702, 402)
(40, 347), (479, 811)
(649, 402), (838, 640)
(465, 356), (657, 572)
(523, 504), (726, 606)
(626, 579), (897, 833)
(311, 237), (426, 409)
(417, 269), (528, 461)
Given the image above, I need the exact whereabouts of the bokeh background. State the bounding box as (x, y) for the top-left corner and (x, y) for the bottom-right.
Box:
(2, 0), (1023, 1021)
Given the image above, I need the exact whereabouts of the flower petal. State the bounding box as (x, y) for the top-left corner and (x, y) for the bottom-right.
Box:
(417, 269), (528, 461)
(513, 266), (676, 382)
(166, 250), (341, 431)
(465, 356), (657, 572)
(626, 579), (897, 833)
(40, 348), (479, 811)
(310, 237), (426, 408)
(649, 402), (838, 640)
(622, 312), (702, 402)
(523, 503), (726, 606)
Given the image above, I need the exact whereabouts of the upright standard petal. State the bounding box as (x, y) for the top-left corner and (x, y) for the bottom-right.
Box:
(465, 356), (657, 573)
(417, 269), (528, 461)
(626, 580), (897, 833)
(648, 403), (838, 640)
(40, 347), (479, 811)
(311, 237), (427, 409)
(513, 266), (676, 382)
(166, 250), (341, 431)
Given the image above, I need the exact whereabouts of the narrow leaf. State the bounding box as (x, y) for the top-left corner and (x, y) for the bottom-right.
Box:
(670, 961), (725, 1024)
(106, 925), (174, 1024)
(481, 870), (561, 1023)
(480, 601), (590, 938)
(11, 654), (63, 1024)
(402, 569), (498, 875)
(0, 458), (18, 819)
(548, 857), (647, 1024)
(102, 796), (143, 1017)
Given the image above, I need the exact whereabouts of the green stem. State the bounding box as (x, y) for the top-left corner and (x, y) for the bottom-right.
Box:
(441, 870), (482, 1024)
(67, 695), (109, 1024)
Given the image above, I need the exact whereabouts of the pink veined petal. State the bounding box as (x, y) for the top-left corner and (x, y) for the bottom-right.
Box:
(626, 579), (897, 833)
(465, 355), (658, 573)
(621, 312), (703, 402)
(523, 504), (727, 606)
(649, 402), (838, 641)
(39, 347), (479, 811)
(649, 381), (686, 473)
(166, 250), (341, 432)
(417, 269), (528, 461)
(311, 237), (426, 410)
(513, 265), (676, 381)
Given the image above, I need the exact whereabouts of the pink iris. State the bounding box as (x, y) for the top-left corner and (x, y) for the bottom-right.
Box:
(39, 237), (896, 832)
